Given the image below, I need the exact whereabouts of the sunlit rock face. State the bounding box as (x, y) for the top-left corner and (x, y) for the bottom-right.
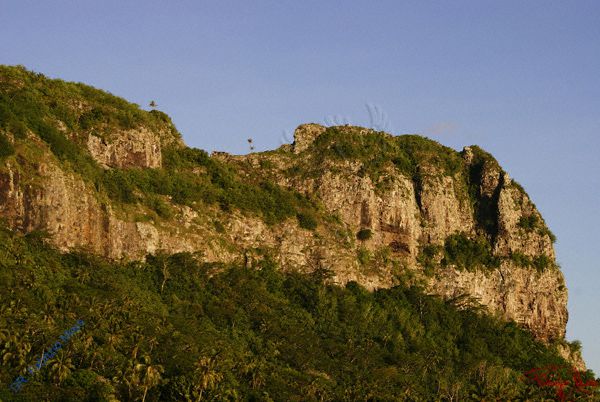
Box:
(0, 118), (575, 365)
(86, 127), (163, 169)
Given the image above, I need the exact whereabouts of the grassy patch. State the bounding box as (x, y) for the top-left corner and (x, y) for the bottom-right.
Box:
(0, 132), (14, 158)
(357, 247), (371, 265)
(442, 233), (500, 271)
(509, 252), (554, 272)
(518, 214), (556, 243)
(518, 215), (540, 231)
(301, 126), (463, 182)
(96, 146), (323, 226)
(297, 211), (318, 230)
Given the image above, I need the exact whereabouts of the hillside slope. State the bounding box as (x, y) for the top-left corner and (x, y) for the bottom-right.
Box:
(0, 225), (597, 401)
(0, 65), (586, 372)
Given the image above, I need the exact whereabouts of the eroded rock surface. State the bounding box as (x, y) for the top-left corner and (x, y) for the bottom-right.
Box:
(0, 122), (576, 366)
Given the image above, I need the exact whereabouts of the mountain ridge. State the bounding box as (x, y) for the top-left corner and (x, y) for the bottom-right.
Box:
(0, 65), (584, 372)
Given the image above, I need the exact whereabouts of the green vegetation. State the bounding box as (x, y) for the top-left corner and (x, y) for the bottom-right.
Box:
(0, 65), (177, 139)
(442, 233), (500, 271)
(0, 65), (325, 227)
(531, 254), (548, 271)
(147, 195), (174, 219)
(297, 211), (318, 230)
(356, 246), (371, 266)
(162, 147), (321, 225)
(1, 225), (594, 401)
(419, 234), (556, 274)
(356, 228), (373, 241)
(509, 251), (531, 268)
(417, 234), (502, 273)
(213, 219), (226, 233)
(518, 214), (557, 243)
(510, 252), (554, 272)
(0, 65), (180, 182)
(0, 132), (14, 158)
(95, 147), (322, 225)
(302, 126), (463, 182)
(518, 214), (540, 231)
(417, 244), (442, 275)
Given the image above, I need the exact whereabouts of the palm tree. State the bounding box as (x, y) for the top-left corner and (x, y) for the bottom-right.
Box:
(192, 356), (223, 401)
(106, 331), (122, 352)
(136, 355), (164, 402)
(116, 358), (138, 401)
(74, 268), (91, 284)
(128, 330), (143, 361)
(147, 336), (159, 354)
(88, 349), (100, 370)
(73, 333), (94, 368)
(1, 334), (31, 370)
(49, 354), (74, 385)
(86, 295), (100, 316)
(242, 357), (266, 390)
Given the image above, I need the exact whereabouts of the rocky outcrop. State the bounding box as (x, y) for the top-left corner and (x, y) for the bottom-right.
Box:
(2, 66), (572, 358)
(272, 126), (563, 338)
(495, 184), (555, 258)
(429, 261), (567, 340)
(293, 123), (326, 154)
(0, 136), (357, 279)
(277, 127), (566, 342)
(86, 128), (162, 169)
(0, 118), (574, 364)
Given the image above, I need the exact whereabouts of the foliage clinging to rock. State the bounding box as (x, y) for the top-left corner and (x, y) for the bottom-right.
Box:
(442, 232), (500, 271)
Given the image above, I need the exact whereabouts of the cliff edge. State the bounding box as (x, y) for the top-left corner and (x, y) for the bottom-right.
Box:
(0, 65), (583, 368)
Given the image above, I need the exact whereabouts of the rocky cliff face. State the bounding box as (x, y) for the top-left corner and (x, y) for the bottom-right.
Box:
(0, 67), (581, 367)
(282, 125), (566, 341)
(86, 128), (163, 169)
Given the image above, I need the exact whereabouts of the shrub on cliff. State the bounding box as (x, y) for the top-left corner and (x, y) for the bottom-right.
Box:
(356, 228), (373, 241)
(0, 132), (14, 158)
(96, 145), (321, 227)
(297, 211), (318, 230)
(442, 232), (500, 271)
(518, 214), (557, 243)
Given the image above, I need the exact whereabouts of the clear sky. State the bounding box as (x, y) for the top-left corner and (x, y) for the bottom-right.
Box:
(2, 1), (599, 373)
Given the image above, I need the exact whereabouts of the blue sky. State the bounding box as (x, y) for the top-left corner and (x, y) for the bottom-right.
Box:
(2, 1), (599, 373)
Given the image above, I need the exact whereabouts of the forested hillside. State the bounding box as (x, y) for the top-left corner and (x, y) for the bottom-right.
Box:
(1, 65), (598, 401)
(0, 226), (597, 401)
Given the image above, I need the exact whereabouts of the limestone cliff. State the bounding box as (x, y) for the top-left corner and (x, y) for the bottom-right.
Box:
(251, 125), (567, 343)
(0, 66), (582, 368)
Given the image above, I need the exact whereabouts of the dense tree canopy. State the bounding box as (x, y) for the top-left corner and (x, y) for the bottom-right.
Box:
(0, 226), (597, 401)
